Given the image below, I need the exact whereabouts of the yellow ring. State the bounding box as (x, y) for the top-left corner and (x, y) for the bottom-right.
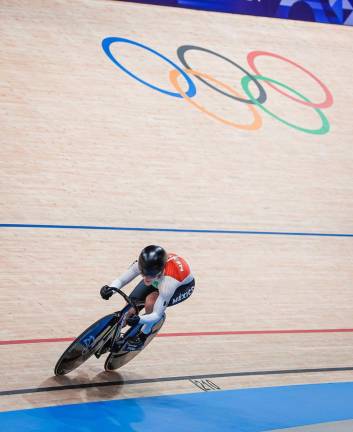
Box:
(169, 69), (262, 131)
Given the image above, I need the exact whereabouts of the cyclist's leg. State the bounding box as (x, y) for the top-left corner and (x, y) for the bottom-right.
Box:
(144, 290), (159, 313)
(140, 279), (195, 335)
(127, 280), (158, 318)
(126, 279), (195, 350)
(125, 283), (159, 350)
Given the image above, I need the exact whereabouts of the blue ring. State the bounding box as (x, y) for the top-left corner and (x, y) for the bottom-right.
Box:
(102, 37), (196, 98)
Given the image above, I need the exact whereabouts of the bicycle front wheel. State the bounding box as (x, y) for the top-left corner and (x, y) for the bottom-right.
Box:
(54, 313), (118, 375)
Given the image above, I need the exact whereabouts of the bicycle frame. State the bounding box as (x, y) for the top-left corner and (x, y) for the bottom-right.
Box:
(94, 288), (141, 357)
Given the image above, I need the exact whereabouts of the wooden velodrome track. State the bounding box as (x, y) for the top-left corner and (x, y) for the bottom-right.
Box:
(1, 0), (353, 422)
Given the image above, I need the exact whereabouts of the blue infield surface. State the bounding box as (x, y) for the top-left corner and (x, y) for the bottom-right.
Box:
(1, 381), (353, 431)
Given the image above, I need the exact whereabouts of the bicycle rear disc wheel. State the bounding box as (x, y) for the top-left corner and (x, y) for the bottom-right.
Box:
(104, 315), (165, 371)
(54, 313), (118, 376)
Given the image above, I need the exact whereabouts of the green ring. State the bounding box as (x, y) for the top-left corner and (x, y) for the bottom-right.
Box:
(241, 75), (330, 135)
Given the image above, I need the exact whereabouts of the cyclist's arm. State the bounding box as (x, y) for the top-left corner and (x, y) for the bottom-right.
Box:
(110, 261), (140, 289)
(139, 276), (178, 325)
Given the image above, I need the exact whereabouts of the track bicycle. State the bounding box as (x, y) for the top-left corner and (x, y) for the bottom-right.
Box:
(54, 288), (165, 375)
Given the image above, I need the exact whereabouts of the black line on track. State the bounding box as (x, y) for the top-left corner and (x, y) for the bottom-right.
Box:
(2, 366), (353, 397)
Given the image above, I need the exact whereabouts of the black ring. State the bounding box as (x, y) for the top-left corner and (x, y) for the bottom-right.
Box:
(177, 45), (267, 105)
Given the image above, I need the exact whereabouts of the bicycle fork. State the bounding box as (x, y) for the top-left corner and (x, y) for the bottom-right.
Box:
(94, 311), (123, 359)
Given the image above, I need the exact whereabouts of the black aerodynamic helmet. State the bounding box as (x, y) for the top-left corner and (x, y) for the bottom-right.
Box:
(138, 245), (167, 277)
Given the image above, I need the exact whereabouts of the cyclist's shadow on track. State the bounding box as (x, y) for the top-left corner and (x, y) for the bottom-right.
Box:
(30, 372), (146, 431)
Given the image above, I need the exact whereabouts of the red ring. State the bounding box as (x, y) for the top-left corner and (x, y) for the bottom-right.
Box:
(247, 51), (333, 109)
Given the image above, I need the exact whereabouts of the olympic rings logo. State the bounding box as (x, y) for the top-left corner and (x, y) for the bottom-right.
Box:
(102, 37), (333, 135)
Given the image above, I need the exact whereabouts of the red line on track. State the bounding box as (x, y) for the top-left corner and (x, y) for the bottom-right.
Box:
(1, 328), (353, 345)
(0, 337), (75, 345)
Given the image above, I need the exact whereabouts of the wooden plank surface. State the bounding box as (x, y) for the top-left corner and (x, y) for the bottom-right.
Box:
(0, 0), (352, 412)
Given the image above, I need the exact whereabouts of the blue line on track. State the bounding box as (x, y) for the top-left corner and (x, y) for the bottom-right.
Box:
(0, 223), (352, 237)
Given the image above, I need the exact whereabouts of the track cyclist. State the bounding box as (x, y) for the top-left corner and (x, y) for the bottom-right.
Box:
(100, 245), (195, 351)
